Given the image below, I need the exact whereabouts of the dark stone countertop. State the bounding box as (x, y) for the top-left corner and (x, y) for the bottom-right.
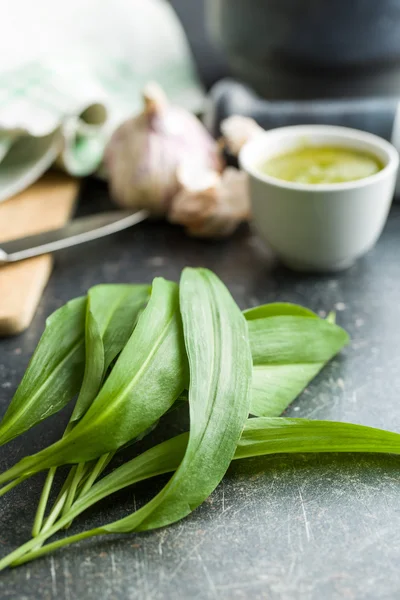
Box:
(1, 179), (400, 600)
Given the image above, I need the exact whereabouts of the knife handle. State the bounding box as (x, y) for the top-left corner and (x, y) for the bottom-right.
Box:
(205, 79), (400, 144)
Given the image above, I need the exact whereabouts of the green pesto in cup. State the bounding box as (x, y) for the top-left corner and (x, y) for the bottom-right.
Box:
(258, 145), (383, 184)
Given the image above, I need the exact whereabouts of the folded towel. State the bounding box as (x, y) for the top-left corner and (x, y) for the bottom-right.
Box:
(0, 0), (204, 203)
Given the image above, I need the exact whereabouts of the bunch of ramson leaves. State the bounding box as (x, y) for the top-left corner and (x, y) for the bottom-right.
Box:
(1, 268), (399, 569)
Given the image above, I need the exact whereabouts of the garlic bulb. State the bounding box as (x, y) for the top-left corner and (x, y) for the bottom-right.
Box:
(104, 83), (222, 215)
(168, 164), (250, 238)
(220, 115), (264, 156)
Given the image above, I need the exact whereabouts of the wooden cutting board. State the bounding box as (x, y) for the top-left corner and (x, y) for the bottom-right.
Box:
(0, 172), (79, 336)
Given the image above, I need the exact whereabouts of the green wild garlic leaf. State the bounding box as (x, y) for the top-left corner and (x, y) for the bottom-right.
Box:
(0, 297), (86, 446)
(99, 267), (253, 534)
(71, 284), (149, 422)
(0, 278), (187, 484)
(30, 284), (150, 535)
(244, 302), (318, 321)
(247, 309), (349, 417)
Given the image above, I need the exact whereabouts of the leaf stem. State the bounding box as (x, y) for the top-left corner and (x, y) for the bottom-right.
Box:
(0, 509), (103, 571)
(27, 463), (93, 555)
(32, 422), (75, 536)
(0, 476), (26, 497)
(40, 467), (77, 535)
(61, 453), (114, 530)
(61, 463), (86, 519)
(32, 467), (56, 536)
(76, 453), (113, 501)
(12, 527), (105, 567)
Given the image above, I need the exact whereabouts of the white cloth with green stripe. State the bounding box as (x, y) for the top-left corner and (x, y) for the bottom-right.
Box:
(0, 0), (204, 202)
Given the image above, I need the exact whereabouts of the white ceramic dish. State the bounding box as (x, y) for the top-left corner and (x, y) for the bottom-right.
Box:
(239, 125), (399, 272)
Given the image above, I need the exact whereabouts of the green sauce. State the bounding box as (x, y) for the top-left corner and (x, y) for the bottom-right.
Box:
(259, 146), (383, 184)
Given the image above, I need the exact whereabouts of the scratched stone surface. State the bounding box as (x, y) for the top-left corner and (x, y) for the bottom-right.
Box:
(1, 178), (400, 600)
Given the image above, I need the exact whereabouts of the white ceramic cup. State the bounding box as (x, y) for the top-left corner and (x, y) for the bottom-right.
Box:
(239, 125), (399, 272)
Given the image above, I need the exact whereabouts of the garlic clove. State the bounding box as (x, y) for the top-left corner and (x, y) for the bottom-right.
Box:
(219, 167), (250, 217)
(168, 164), (250, 238)
(176, 161), (221, 192)
(220, 115), (264, 156)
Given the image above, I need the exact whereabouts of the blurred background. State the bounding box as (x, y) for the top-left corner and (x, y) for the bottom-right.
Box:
(2, 0), (400, 203)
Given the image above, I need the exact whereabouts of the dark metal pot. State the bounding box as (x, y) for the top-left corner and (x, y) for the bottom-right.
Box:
(207, 0), (400, 99)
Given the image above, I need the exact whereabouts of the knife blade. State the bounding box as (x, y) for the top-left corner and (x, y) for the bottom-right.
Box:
(0, 209), (149, 265)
